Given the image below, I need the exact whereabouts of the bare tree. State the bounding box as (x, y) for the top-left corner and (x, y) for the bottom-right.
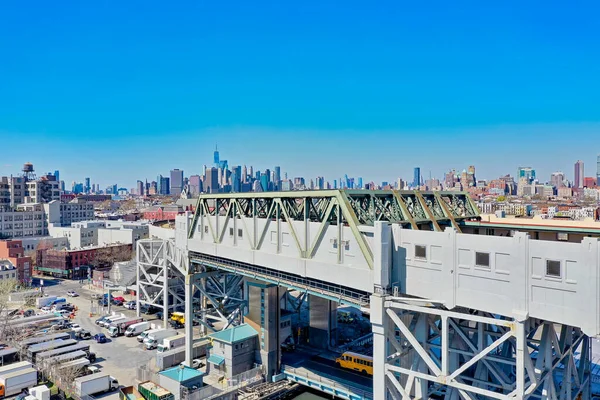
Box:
(0, 278), (20, 342)
(45, 360), (87, 397)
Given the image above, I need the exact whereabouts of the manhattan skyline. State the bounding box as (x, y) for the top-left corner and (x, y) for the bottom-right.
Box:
(1, 1), (599, 186)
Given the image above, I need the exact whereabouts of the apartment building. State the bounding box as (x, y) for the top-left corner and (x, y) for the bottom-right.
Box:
(0, 260), (17, 281)
(0, 239), (33, 283)
(59, 198), (95, 226)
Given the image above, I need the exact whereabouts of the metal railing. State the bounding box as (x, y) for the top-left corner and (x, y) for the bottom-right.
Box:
(183, 366), (264, 400)
(190, 253), (370, 307)
(282, 365), (373, 400)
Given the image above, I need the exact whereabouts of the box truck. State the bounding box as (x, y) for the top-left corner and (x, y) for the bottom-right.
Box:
(100, 315), (126, 328)
(125, 321), (150, 337)
(74, 373), (118, 398)
(0, 367), (38, 398)
(0, 361), (34, 377)
(144, 330), (177, 350)
(156, 334), (186, 353)
(137, 328), (161, 343)
(108, 318), (143, 337)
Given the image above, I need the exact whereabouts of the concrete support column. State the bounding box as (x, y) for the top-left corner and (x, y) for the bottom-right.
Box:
(308, 295), (337, 349)
(244, 280), (280, 380)
(135, 252), (140, 318)
(163, 259), (169, 328)
(370, 294), (387, 400)
(184, 274), (194, 367)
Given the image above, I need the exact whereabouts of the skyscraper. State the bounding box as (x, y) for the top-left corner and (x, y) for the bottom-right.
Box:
(274, 166), (281, 190)
(137, 180), (144, 196)
(205, 167), (219, 193)
(214, 145), (220, 167)
(597, 154), (600, 184)
(189, 175), (202, 195)
(170, 169), (184, 195)
(550, 172), (565, 189)
(231, 166), (241, 193)
(517, 167), (536, 184)
(54, 170), (60, 182)
(574, 160), (584, 188)
(85, 177), (91, 193)
(413, 167), (421, 188)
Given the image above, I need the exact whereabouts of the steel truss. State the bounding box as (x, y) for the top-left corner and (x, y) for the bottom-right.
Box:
(375, 297), (590, 400)
(137, 239), (245, 332)
(136, 240), (186, 324)
(188, 190), (480, 269)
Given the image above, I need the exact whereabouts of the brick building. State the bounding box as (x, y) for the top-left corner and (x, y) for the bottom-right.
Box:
(143, 205), (184, 221)
(0, 239), (33, 284)
(35, 243), (132, 280)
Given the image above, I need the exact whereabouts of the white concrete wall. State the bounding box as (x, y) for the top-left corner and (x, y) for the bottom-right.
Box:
(149, 225), (176, 241)
(187, 214), (374, 293)
(392, 226), (599, 336)
(97, 228), (134, 246)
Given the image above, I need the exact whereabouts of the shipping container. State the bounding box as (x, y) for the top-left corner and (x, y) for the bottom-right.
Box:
(138, 381), (174, 400)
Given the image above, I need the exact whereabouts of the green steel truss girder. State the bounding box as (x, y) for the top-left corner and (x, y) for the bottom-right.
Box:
(187, 190), (481, 264)
(189, 190), (480, 233)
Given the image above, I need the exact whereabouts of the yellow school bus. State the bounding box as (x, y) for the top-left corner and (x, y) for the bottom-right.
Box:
(335, 351), (373, 375)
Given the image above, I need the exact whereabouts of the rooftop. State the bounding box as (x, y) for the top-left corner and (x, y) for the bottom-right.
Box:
(159, 365), (204, 382)
(209, 323), (258, 344)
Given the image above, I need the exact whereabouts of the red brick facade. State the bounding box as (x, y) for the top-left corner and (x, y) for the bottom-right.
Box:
(0, 240), (33, 284)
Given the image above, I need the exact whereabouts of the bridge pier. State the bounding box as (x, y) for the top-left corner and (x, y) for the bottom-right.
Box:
(244, 279), (281, 380)
(308, 295), (338, 349)
(372, 294), (592, 400)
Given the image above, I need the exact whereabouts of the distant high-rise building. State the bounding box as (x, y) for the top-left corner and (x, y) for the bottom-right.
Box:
(136, 180), (144, 196)
(550, 172), (565, 189)
(205, 167), (219, 193)
(574, 160), (584, 188)
(157, 175), (170, 195)
(112, 184), (118, 195)
(214, 145), (220, 167)
(396, 178), (404, 190)
(358, 177), (363, 189)
(170, 169), (184, 195)
(274, 166), (281, 190)
(517, 167), (536, 184)
(260, 173), (269, 192)
(231, 166), (241, 193)
(189, 175), (202, 195)
(85, 177), (91, 193)
(242, 165), (248, 184)
(413, 167), (421, 188)
(597, 154), (600, 184)
(54, 170), (60, 182)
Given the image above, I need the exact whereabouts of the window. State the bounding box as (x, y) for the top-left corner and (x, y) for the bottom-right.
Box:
(546, 260), (561, 278)
(238, 229), (243, 238)
(475, 252), (490, 268)
(557, 233), (569, 241)
(415, 245), (427, 259)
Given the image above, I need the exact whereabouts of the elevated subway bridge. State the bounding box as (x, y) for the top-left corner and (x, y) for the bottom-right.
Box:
(166, 190), (598, 400)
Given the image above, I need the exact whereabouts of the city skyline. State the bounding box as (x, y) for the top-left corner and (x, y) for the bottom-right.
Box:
(1, 2), (600, 186)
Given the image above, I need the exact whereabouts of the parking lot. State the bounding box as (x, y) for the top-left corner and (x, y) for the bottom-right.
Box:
(40, 279), (165, 394)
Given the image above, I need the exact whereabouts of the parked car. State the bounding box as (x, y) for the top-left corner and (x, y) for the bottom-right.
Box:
(113, 296), (125, 303)
(57, 309), (72, 317)
(124, 301), (136, 310)
(140, 305), (158, 315)
(98, 299), (109, 307)
(62, 304), (75, 312)
(180, 359), (204, 369)
(71, 323), (83, 333)
(51, 320), (72, 330)
(67, 291), (79, 297)
(112, 299), (124, 306)
(95, 316), (109, 325)
(76, 329), (92, 340)
(94, 333), (107, 343)
(40, 306), (52, 314)
(23, 309), (35, 317)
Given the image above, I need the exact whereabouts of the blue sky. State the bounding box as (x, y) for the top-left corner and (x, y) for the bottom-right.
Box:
(1, 0), (599, 188)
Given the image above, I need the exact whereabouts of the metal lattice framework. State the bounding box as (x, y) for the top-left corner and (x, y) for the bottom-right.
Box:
(373, 296), (591, 400)
(136, 239), (245, 332)
(188, 190), (480, 269)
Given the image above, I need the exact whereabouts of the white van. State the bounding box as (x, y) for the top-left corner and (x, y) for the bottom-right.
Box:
(137, 328), (161, 343)
(125, 321), (150, 337)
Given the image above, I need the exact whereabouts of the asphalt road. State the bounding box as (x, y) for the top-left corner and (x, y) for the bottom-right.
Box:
(41, 279), (158, 391)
